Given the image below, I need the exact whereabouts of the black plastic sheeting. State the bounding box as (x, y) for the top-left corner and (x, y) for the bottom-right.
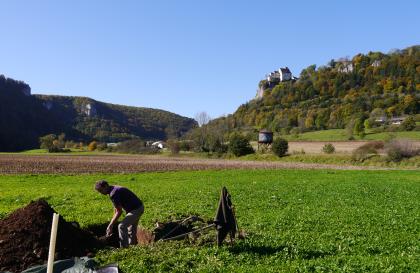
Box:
(214, 187), (237, 246)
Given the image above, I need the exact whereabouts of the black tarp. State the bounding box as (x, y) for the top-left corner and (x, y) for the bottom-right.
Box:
(213, 187), (237, 246)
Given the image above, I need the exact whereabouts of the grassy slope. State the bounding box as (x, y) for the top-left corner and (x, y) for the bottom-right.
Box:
(282, 129), (420, 141)
(1, 170), (419, 272)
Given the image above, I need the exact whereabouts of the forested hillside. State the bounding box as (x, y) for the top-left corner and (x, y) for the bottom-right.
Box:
(0, 75), (197, 151)
(186, 46), (419, 151)
(212, 46), (419, 133)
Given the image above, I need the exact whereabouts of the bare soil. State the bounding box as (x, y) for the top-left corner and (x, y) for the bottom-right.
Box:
(288, 141), (369, 154)
(0, 200), (100, 273)
(0, 154), (385, 174)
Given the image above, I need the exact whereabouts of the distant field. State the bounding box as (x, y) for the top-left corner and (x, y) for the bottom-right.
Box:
(0, 170), (418, 272)
(283, 129), (420, 141)
(16, 148), (108, 156)
(252, 140), (368, 154)
(287, 141), (368, 154)
(0, 154), (377, 174)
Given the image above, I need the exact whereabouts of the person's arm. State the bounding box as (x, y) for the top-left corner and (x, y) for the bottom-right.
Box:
(106, 205), (123, 237)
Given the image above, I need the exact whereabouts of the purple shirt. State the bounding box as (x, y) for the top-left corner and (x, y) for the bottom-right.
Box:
(109, 186), (143, 213)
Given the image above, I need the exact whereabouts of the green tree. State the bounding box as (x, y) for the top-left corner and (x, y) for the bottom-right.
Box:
(39, 133), (69, 153)
(353, 118), (365, 137)
(167, 139), (180, 155)
(57, 133), (66, 148)
(228, 133), (254, 157)
(39, 134), (57, 150)
(364, 119), (372, 130)
(272, 138), (288, 157)
(88, 141), (98, 151)
(322, 143), (335, 154)
(400, 116), (416, 131)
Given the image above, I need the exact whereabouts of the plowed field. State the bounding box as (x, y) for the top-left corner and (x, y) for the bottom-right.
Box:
(0, 154), (381, 174)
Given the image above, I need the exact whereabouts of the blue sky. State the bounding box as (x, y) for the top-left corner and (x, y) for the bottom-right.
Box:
(0, 0), (419, 119)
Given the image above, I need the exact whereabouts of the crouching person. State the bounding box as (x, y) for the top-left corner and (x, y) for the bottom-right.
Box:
(95, 180), (144, 248)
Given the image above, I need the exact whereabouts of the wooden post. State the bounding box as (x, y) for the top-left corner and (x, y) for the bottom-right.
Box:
(47, 213), (59, 273)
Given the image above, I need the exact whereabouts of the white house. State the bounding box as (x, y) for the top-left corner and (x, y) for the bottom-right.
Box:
(371, 60), (381, 67)
(375, 116), (387, 123)
(152, 141), (165, 149)
(391, 117), (406, 125)
(107, 143), (119, 147)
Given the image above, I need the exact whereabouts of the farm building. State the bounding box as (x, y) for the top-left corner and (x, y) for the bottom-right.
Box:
(390, 117), (406, 125)
(152, 141), (165, 149)
(375, 116), (387, 123)
(374, 116), (406, 125)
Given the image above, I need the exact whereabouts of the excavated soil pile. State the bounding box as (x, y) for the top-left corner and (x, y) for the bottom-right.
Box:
(0, 199), (100, 273)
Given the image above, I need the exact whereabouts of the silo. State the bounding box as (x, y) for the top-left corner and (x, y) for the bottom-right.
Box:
(258, 129), (273, 144)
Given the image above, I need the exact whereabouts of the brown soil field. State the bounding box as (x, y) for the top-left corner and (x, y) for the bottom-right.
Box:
(288, 141), (369, 154)
(0, 154), (386, 174)
(288, 140), (420, 154)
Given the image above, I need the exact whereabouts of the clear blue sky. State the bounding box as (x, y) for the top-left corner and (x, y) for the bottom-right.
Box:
(0, 0), (418, 119)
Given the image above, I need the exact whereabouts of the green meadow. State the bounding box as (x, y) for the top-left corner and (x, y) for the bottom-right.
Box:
(282, 129), (420, 141)
(1, 169), (419, 272)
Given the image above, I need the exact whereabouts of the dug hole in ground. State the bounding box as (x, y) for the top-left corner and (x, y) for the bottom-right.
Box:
(0, 190), (241, 273)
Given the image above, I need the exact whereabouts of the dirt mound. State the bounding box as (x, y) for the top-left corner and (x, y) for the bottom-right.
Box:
(0, 199), (99, 273)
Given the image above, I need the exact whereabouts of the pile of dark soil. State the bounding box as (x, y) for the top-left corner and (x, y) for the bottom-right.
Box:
(0, 199), (100, 273)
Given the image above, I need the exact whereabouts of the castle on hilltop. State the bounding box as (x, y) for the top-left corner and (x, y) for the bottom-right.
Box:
(266, 67), (292, 84)
(256, 67), (293, 99)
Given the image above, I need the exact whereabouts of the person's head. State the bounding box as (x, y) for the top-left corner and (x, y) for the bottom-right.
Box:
(95, 180), (111, 195)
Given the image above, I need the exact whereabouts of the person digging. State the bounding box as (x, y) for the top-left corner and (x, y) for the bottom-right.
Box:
(95, 180), (144, 248)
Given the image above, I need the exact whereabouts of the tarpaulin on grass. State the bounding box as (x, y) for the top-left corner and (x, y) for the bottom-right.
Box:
(15, 257), (118, 273)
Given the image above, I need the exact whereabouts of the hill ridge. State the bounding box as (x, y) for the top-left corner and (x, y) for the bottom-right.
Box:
(0, 76), (197, 151)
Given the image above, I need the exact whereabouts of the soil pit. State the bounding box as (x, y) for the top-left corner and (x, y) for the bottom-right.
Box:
(0, 199), (102, 273)
(84, 223), (119, 248)
(137, 216), (216, 245)
(0, 201), (224, 272)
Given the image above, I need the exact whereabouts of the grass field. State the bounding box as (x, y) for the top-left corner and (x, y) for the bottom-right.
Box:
(1, 169), (419, 272)
(282, 129), (420, 141)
